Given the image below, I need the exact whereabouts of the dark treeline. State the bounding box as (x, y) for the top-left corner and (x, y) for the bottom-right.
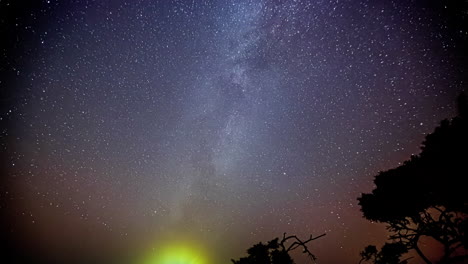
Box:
(232, 94), (467, 264)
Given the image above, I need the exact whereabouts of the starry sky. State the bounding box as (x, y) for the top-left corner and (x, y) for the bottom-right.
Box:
(1, 0), (467, 264)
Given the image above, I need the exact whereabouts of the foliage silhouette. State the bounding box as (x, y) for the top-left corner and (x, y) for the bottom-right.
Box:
(231, 233), (325, 264)
(358, 93), (468, 264)
(359, 243), (410, 264)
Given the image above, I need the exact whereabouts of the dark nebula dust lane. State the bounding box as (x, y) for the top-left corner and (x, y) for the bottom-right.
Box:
(1, 0), (467, 264)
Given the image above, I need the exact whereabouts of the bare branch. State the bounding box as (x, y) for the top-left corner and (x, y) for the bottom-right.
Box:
(279, 233), (326, 262)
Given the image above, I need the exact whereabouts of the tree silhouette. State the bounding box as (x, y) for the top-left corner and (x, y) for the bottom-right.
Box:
(358, 93), (468, 264)
(231, 233), (326, 264)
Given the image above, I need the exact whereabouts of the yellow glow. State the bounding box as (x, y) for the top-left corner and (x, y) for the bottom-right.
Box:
(141, 242), (208, 264)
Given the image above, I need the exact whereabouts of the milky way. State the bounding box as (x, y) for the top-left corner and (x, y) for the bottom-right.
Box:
(1, 1), (466, 263)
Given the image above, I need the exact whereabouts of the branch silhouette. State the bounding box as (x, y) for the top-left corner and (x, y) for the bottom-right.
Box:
(232, 233), (326, 264)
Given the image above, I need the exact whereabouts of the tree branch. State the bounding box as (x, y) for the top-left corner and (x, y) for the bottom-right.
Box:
(280, 233), (326, 262)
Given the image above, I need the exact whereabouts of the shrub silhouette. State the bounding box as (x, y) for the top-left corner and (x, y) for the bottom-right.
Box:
(359, 243), (410, 264)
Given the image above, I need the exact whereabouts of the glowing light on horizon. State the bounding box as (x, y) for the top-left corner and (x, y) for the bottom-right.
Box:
(142, 243), (208, 264)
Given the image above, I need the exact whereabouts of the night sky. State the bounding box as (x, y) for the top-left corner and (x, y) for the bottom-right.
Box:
(1, 1), (467, 264)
